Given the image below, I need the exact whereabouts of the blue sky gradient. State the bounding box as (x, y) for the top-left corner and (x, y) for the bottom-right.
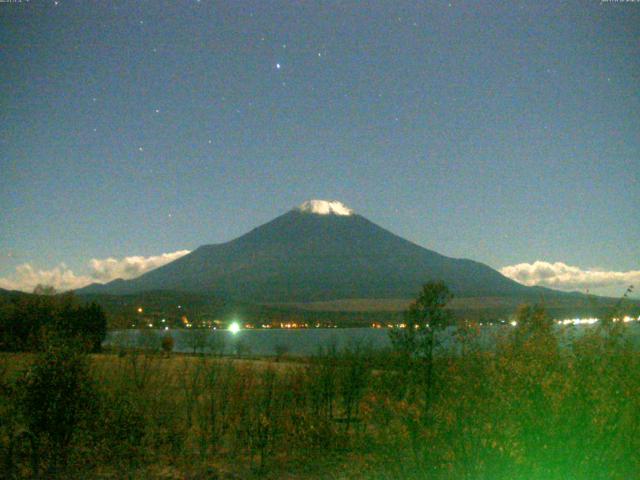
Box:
(1, 1), (638, 296)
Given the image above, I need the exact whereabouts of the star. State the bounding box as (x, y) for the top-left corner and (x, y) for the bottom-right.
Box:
(276, 63), (281, 69)
(138, 146), (144, 152)
(155, 108), (160, 113)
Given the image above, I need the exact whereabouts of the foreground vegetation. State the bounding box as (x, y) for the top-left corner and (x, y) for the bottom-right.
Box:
(0, 288), (106, 353)
(1, 316), (638, 477)
(1, 283), (639, 478)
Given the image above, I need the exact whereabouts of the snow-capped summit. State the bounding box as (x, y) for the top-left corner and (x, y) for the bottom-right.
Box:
(296, 200), (354, 216)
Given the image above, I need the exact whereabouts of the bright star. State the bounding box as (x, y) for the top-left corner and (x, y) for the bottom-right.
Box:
(276, 63), (281, 69)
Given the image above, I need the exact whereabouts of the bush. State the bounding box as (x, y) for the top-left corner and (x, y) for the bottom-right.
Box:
(17, 342), (96, 477)
(0, 292), (107, 353)
(161, 335), (174, 355)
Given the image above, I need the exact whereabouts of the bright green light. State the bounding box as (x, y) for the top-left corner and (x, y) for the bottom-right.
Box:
(229, 321), (240, 334)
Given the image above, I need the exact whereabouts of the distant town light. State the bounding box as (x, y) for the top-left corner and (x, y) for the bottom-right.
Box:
(229, 321), (240, 334)
(137, 307), (143, 313)
(559, 317), (598, 326)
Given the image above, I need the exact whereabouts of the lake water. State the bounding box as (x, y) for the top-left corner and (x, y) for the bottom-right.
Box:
(105, 322), (640, 357)
(107, 327), (393, 356)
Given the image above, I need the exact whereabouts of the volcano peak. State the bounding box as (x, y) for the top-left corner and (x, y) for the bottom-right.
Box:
(296, 200), (354, 216)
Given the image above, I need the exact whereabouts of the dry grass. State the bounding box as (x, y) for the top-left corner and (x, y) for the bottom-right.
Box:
(2, 321), (640, 479)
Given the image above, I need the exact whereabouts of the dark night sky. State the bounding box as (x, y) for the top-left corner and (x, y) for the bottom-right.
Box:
(1, 0), (638, 296)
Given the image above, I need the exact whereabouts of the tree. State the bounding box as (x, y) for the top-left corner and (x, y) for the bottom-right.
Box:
(389, 281), (452, 423)
(161, 335), (175, 356)
(33, 284), (57, 296)
(81, 302), (108, 353)
(185, 328), (209, 354)
(56, 301), (107, 353)
(0, 292), (107, 352)
(18, 342), (96, 477)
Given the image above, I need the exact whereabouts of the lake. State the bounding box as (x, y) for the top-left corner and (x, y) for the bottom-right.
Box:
(107, 327), (393, 356)
(105, 322), (640, 356)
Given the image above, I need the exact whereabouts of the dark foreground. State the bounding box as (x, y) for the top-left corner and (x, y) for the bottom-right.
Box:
(1, 319), (639, 479)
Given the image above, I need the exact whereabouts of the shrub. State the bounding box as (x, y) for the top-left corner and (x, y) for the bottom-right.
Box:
(161, 335), (174, 355)
(17, 342), (96, 477)
(0, 292), (106, 353)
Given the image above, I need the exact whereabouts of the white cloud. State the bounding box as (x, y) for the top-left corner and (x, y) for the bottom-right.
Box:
(0, 250), (191, 293)
(88, 250), (191, 282)
(0, 264), (93, 293)
(500, 261), (640, 293)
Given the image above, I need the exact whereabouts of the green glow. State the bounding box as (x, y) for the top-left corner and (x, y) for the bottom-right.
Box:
(228, 321), (240, 334)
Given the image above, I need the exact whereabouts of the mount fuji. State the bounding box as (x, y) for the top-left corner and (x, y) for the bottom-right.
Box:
(77, 200), (555, 302)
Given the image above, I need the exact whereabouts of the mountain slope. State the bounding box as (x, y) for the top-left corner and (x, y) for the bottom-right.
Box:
(77, 202), (544, 301)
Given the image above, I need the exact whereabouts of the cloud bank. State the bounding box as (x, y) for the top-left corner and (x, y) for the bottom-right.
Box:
(500, 261), (640, 293)
(0, 250), (191, 293)
(89, 251), (191, 283)
(0, 264), (93, 293)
